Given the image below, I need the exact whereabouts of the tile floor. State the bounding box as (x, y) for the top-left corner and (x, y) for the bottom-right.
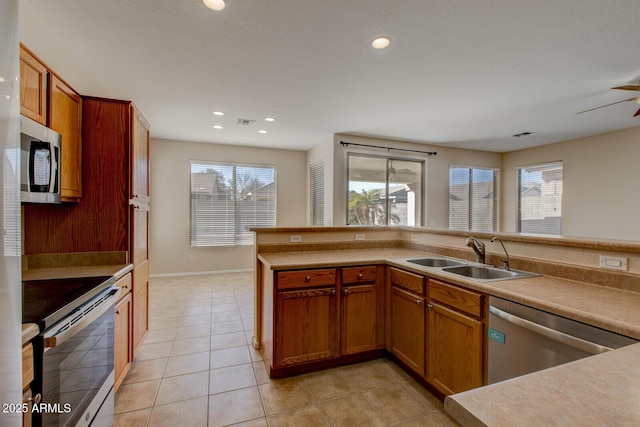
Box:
(113, 272), (460, 427)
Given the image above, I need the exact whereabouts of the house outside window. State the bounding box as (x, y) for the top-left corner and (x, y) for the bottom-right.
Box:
(190, 161), (276, 246)
(518, 161), (562, 235)
(347, 154), (424, 226)
(449, 166), (498, 232)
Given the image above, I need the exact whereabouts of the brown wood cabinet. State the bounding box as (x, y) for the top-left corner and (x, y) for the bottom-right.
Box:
(22, 342), (34, 427)
(274, 269), (339, 367)
(341, 266), (379, 355)
(427, 279), (484, 395)
(49, 73), (83, 202)
(390, 285), (426, 375)
(19, 44), (47, 125)
(114, 273), (133, 391)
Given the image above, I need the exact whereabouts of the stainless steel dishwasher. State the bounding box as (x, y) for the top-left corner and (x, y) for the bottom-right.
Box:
(488, 296), (637, 384)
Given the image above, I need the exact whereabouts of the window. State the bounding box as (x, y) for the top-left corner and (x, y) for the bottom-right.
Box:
(310, 161), (324, 225)
(449, 167), (498, 232)
(347, 154), (424, 226)
(190, 161), (276, 246)
(518, 161), (562, 235)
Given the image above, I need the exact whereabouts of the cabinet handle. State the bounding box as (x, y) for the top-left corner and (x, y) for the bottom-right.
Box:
(116, 310), (120, 315)
(305, 276), (311, 282)
(357, 273), (364, 279)
(28, 393), (42, 404)
(331, 289), (336, 295)
(427, 303), (433, 309)
(123, 285), (128, 289)
(416, 299), (423, 305)
(343, 288), (349, 294)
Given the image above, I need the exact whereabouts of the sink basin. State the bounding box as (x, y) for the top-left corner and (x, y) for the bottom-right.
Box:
(442, 265), (539, 281)
(407, 258), (466, 268)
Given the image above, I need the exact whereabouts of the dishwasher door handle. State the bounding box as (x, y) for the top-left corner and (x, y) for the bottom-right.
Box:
(489, 305), (613, 355)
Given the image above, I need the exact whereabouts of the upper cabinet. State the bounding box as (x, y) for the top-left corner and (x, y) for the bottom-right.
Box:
(19, 44), (48, 125)
(131, 107), (150, 203)
(20, 44), (83, 202)
(49, 74), (83, 202)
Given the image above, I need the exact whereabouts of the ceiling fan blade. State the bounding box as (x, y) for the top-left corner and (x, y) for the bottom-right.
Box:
(576, 98), (638, 114)
(634, 107), (640, 117)
(612, 84), (640, 91)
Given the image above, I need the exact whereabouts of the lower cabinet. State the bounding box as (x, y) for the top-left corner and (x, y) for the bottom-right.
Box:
(427, 279), (484, 395)
(114, 273), (133, 391)
(114, 292), (132, 391)
(390, 286), (426, 375)
(275, 287), (339, 366)
(341, 283), (377, 354)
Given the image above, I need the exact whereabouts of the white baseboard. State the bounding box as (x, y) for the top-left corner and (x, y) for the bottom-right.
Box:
(150, 268), (253, 278)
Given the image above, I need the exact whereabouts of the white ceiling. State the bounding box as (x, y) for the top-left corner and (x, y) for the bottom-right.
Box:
(23, 0), (640, 152)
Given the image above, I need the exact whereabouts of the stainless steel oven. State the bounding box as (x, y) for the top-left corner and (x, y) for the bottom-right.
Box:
(23, 276), (120, 427)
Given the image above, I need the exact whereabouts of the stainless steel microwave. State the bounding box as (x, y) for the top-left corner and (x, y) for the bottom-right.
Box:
(20, 115), (61, 204)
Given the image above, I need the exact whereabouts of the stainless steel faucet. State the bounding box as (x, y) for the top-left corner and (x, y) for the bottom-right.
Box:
(491, 237), (510, 270)
(464, 234), (486, 264)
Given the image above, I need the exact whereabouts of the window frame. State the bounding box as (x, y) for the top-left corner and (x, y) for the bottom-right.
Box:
(517, 161), (563, 235)
(189, 160), (276, 247)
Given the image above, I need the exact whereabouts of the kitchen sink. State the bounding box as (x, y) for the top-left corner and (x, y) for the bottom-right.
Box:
(407, 258), (466, 268)
(442, 265), (539, 281)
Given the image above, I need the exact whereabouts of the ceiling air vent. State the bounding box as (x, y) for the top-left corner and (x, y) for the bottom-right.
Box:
(513, 131), (533, 137)
(236, 118), (256, 126)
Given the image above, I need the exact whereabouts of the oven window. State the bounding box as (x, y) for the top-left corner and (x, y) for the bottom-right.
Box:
(41, 307), (114, 427)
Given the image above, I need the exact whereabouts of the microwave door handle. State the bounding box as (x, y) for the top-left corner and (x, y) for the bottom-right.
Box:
(50, 144), (58, 190)
(43, 286), (121, 348)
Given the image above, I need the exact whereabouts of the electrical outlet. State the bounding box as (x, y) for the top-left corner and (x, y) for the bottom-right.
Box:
(355, 233), (365, 241)
(289, 235), (302, 243)
(599, 255), (627, 271)
(411, 234), (420, 242)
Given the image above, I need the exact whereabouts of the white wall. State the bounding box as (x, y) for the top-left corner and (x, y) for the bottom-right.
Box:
(502, 126), (640, 240)
(332, 134), (503, 227)
(150, 138), (306, 276)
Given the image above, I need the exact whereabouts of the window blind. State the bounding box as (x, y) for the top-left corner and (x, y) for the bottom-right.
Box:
(310, 161), (324, 226)
(517, 161), (562, 235)
(449, 167), (497, 232)
(190, 161), (276, 246)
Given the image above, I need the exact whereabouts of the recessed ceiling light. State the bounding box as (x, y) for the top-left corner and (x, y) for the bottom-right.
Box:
(0, 76), (5, 83)
(372, 37), (390, 49)
(203, 0), (225, 11)
(213, 111), (224, 116)
(213, 125), (223, 129)
(265, 117), (275, 122)
(258, 130), (267, 134)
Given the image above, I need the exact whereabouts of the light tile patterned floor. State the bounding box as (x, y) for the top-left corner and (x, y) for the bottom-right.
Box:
(113, 272), (459, 427)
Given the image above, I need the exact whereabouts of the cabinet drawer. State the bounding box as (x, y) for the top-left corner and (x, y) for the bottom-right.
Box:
(429, 279), (482, 318)
(277, 268), (336, 290)
(342, 266), (378, 284)
(22, 343), (34, 391)
(389, 267), (425, 295)
(115, 273), (132, 297)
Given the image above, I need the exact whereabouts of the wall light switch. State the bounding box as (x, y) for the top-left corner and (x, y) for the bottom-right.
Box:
(411, 234), (420, 242)
(599, 255), (627, 271)
(355, 234), (365, 241)
(290, 235), (302, 243)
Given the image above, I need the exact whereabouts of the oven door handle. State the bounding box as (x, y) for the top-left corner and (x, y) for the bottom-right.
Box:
(489, 304), (613, 355)
(43, 286), (121, 348)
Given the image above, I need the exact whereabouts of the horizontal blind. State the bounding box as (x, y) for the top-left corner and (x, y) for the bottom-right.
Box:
(518, 162), (562, 235)
(190, 161), (276, 246)
(310, 161), (324, 226)
(449, 166), (497, 232)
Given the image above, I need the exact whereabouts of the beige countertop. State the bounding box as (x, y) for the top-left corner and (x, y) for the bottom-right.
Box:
(444, 342), (640, 426)
(259, 247), (640, 426)
(22, 263), (133, 282)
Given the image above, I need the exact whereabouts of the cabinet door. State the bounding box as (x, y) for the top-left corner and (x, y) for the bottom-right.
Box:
(132, 260), (149, 355)
(390, 286), (425, 375)
(130, 106), (150, 203)
(427, 302), (483, 395)
(341, 284), (377, 355)
(19, 45), (47, 125)
(275, 287), (338, 367)
(131, 203), (149, 268)
(49, 74), (83, 202)
(114, 292), (132, 391)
